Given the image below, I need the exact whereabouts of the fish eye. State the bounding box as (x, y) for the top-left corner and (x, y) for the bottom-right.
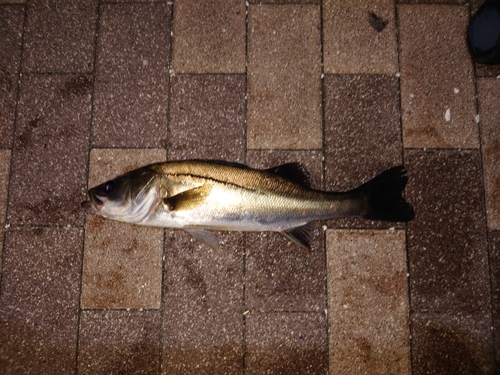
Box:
(104, 180), (116, 193)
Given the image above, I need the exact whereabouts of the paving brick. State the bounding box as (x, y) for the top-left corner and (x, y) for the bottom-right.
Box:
(323, 0), (398, 74)
(81, 148), (165, 309)
(168, 75), (246, 161)
(324, 75), (402, 189)
(398, 5), (478, 148)
(478, 78), (500, 230)
(411, 311), (495, 375)
(22, 0), (97, 72)
(172, 0), (245, 74)
(247, 4), (322, 149)
(250, 0), (318, 3)
(490, 231), (500, 371)
(162, 230), (244, 374)
(0, 5), (24, 148)
(324, 74), (403, 229)
(327, 229), (410, 375)
(398, 0), (471, 4)
(0, 227), (82, 375)
(78, 310), (161, 375)
(405, 149), (490, 311)
(8, 74), (91, 226)
(162, 309), (243, 374)
(163, 229), (244, 310)
(245, 312), (327, 375)
(475, 63), (500, 78)
(245, 225), (325, 312)
(92, 3), (170, 147)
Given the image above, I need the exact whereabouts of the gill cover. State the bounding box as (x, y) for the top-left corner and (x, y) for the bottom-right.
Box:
(86, 166), (160, 223)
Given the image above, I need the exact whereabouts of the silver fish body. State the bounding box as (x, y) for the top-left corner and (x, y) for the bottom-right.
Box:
(81, 160), (414, 249)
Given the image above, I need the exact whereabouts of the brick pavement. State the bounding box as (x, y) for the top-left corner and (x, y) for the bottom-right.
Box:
(0, 1), (498, 374)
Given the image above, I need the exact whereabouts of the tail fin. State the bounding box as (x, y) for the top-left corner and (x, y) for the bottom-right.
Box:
(354, 166), (414, 222)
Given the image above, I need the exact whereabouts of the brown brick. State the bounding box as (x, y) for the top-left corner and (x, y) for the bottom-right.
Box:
(81, 148), (165, 309)
(22, 0), (97, 72)
(247, 5), (322, 149)
(399, 5), (478, 148)
(323, 0), (398, 74)
(172, 0), (246, 74)
(327, 229), (410, 375)
(478, 78), (500, 230)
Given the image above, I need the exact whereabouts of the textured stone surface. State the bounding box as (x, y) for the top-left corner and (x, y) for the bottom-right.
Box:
(0, 1), (498, 373)
(399, 5), (478, 148)
(22, 0), (97, 72)
(0, 149), (10, 227)
(78, 310), (161, 375)
(323, 0), (398, 74)
(490, 232), (500, 371)
(478, 78), (500, 230)
(411, 312), (495, 375)
(8, 74), (91, 226)
(0, 5), (24, 148)
(324, 74), (402, 189)
(168, 75), (246, 161)
(81, 148), (165, 309)
(247, 4), (322, 149)
(92, 3), (170, 147)
(245, 224), (325, 312)
(0, 227), (82, 375)
(162, 230), (244, 374)
(245, 312), (327, 375)
(405, 149), (490, 311)
(172, 0), (245, 74)
(327, 229), (410, 375)
(0, 150), (10, 273)
(324, 74), (403, 229)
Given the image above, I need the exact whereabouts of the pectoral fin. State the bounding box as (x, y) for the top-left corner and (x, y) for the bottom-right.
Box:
(184, 228), (220, 253)
(163, 185), (211, 211)
(281, 223), (313, 250)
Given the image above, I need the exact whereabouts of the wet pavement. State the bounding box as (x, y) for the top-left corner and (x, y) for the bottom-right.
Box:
(0, 0), (499, 374)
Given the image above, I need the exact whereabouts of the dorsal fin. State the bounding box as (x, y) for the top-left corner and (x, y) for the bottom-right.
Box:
(266, 163), (312, 188)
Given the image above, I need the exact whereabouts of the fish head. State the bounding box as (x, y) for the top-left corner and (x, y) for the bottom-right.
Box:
(81, 166), (161, 223)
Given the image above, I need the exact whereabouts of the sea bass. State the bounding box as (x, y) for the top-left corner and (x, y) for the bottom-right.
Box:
(81, 160), (414, 250)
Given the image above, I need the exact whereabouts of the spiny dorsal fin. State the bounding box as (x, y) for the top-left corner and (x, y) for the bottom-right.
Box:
(163, 185), (211, 211)
(266, 163), (312, 188)
(281, 222), (314, 249)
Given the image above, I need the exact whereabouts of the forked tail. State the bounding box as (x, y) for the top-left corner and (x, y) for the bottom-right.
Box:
(354, 166), (415, 222)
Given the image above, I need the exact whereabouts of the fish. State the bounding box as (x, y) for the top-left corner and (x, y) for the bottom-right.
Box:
(81, 160), (414, 250)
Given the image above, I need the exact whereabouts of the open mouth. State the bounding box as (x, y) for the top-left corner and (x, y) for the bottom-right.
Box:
(81, 192), (105, 212)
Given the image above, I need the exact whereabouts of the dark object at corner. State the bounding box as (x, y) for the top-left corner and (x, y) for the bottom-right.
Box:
(467, 0), (500, 65)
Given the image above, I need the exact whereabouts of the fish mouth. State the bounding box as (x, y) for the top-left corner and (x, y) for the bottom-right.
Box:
(81, 193), (105, 212)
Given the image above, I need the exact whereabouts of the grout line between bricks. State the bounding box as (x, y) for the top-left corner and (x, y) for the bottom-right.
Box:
(318, 1), (331, 373)
(159, 3), (175, 373)
(74, 1), (101, 373)
(242, 2), (250, 373)
(0, 1), (28, 302)
(467, 0), (498, 366)
(394, 3), (415, 374)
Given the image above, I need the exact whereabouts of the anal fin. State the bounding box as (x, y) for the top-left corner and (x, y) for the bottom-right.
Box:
(281, 223), (313, 250)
